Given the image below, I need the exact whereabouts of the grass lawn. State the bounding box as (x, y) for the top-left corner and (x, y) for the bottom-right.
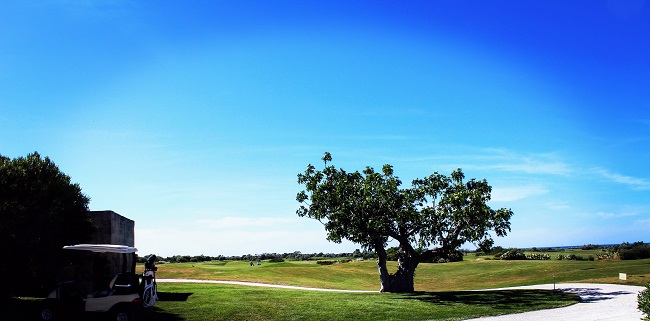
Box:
(5, 250), (647, 321)
(154, 253), (650, 291)
(0, 284), (579, 321)
(148, 283), (579, 321)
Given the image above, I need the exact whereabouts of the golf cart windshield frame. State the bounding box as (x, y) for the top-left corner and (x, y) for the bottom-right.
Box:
(63, 244), (138, 254)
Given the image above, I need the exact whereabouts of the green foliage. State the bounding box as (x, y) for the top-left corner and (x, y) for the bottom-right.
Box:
(489, 245), (505, 255)
(618, 242), (650, 260)
(527, 253), (551, 260)
(639, 284), (650, 321)
(495, 249), (527, 260)
(557, 254), (587, 261)
(316, 259), (352, 265)
(0, 152), (94, 297)
(418, 248), (464, 263)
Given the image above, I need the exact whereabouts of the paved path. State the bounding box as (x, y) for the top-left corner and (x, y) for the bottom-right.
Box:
(158, 279), (645, 320)
(466, 283), (645, 321)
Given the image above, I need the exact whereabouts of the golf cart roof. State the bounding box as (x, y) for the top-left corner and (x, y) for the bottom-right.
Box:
(63, 244), (138, 253)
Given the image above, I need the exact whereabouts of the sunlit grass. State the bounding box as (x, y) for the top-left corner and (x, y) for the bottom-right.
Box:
(7, 251), (645, 321)
(153, 253), (650, 292)
(148, 283), (579, 321)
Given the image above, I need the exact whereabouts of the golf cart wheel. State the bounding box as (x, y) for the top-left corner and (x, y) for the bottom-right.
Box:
(40, 304), (57, 321)
(114, 309), (134, 321)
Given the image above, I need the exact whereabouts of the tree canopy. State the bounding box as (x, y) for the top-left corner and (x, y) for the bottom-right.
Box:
(0, 152), (95, 297)
(297, 152), (513, 292)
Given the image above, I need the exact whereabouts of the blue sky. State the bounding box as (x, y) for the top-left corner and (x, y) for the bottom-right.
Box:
(1, 1), (649, 257)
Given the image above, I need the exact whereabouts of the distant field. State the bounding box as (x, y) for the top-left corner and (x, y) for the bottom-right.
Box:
(153, 250), (650, 291)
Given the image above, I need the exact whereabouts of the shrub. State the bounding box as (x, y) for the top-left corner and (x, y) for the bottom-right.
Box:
(497, 249), (527, 260)
(597, 252), (618, 260)
(557, 254), (586, 260)
(268, 257), (285, 263)
(526, 253), (551, 260)
(619, 242), (650, 260)
(316, 259), (351, 265)
(639, 284), (650, 321)
(490, 246), (505, 255)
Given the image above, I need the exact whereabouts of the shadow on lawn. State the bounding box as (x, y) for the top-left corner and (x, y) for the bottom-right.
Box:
(0, 295), (189, 321)
(398, 289), (581, 310)
(0, 297), (43, 321)
(158, 291), (193, 302)
(147, 306), (186, 321)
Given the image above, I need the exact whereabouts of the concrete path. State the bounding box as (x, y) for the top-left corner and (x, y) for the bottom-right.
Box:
(158, 279), (645, 320)
(466, 283), (645, 321)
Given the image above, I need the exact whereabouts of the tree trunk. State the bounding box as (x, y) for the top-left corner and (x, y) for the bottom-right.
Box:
(390, 256), (417, 292)
(376, 246), (392, 292)
(376, 245), (419, 293)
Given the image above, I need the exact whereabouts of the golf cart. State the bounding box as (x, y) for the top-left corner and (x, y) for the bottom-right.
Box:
(40, 244), (157, 321)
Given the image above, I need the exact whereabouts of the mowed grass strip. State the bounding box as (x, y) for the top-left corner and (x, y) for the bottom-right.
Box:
(156, 260), (379, 290)
(149, 283), (579, 321)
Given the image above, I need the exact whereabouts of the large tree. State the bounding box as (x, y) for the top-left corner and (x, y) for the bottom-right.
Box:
(297, 152), (513, 293)
(0, 152), (95, 297)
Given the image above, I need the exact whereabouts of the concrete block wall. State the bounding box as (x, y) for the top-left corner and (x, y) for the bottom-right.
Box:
(90, 210), (135, 246)
(87, 211), (136, 289)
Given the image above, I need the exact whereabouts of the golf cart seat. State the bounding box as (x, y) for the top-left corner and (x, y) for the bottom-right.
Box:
(93, 272), (140, 298)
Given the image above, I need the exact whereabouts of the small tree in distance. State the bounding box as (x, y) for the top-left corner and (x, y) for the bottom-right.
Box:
(297, 152), (513, 293)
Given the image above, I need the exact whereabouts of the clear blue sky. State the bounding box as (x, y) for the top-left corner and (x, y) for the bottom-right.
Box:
(1, 1), (649, 257)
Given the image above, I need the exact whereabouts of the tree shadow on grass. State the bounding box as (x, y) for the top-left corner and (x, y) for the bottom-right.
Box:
(158, 291), (193, 302)
(0, 297), (44, 321)
(141, 292), (193, 321)
(0, 293), (191, 321)
(146, 306), (186, 321)
(397, 289), (581, 310)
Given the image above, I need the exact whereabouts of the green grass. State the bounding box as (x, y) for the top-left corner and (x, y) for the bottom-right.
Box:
(151, 283), (579, 321)
(156, 260), (378, 290)
(154, 254), (650, 291)
(7, 251), (647, 321)
(0, 284), (579, 321)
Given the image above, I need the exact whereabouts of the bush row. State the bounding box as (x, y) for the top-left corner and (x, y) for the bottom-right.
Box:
(490, 249), (549, 260)
(557, 254), (595, 261)
(316, 259), (352, 265)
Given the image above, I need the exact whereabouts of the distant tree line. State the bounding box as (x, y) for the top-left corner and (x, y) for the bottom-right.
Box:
(137, 249), (376, 264)
(611, 242), (650, 260)
(472, 242), (650, 261)
(138, 241), (650, 264)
